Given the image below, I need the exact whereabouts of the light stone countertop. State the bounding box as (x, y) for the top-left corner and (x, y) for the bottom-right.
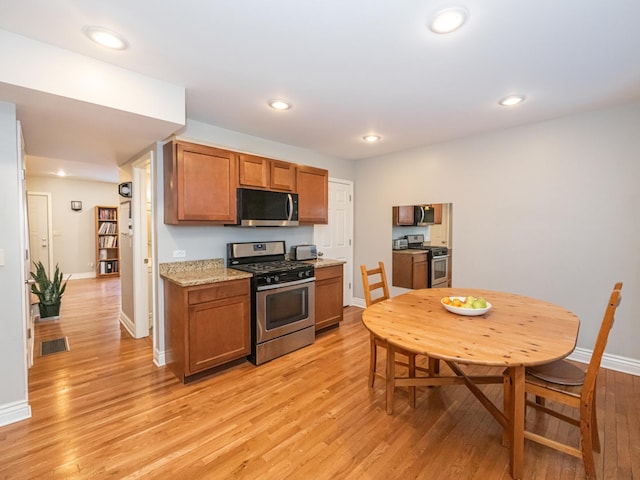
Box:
(159, 257), (346, 287)
(392, 249), (428, 255)
(159, 259), (252, 287)
(303, 258), (346, 268)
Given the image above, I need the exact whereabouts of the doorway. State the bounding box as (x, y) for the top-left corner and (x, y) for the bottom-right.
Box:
(131, 151), (156, 348)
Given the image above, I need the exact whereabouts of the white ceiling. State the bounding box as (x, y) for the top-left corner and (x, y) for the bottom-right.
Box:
(2, 0), (640, 181)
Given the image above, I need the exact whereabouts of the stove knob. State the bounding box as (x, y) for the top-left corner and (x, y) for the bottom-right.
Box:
(305, 270), (311, 277)
(298, 271), (304, 278)
(274, 275), (279, 283)
(265, 276), (272, 284)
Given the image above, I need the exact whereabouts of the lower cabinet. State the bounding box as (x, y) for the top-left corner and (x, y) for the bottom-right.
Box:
(164, 278), (251, 382)
(314, 264), (344, 331)
(392, 252), (428, 289)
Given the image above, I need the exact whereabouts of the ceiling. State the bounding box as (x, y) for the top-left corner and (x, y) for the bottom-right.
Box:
(2, 0), (640, 181)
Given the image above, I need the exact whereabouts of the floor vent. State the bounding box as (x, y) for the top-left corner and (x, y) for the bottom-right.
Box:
(40, 337), (69, 356)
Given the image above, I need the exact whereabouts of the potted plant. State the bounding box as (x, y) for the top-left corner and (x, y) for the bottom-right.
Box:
(30, 261), (70, 320)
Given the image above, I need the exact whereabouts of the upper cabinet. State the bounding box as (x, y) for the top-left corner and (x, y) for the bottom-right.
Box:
(164, 140), (328, 226)
(164, 141), (237, 225)
(392, 205), (414, 226)
(392, 204), (443, 226)
(238, 153), (296, 192)
(296, 165), (329, 224)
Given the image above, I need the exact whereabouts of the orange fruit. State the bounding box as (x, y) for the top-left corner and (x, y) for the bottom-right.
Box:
(442, 297), (451, 305)
(452, 298), (462, 307)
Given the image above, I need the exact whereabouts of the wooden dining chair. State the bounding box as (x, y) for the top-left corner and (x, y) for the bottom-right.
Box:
(360, 262), (430, 408)
(504, 282), (622, 480)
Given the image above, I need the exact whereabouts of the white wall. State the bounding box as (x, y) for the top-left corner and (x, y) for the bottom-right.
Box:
(25, 176), (119, 277)
(354, 101), (640, 362)
(0, 102), (30, 425)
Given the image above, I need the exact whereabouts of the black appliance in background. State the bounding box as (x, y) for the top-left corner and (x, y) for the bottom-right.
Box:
(233, 188), (298, 227)
(413, 205), (436, 226)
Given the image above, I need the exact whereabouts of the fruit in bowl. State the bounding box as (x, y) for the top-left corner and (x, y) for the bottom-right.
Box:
(441, 296), (491, 316)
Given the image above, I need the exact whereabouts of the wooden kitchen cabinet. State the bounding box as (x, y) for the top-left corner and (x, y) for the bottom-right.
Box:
(432, 203), (443, 224)
(164, 140), (237, 224)
(296, 165), (329, 224)
(238, 153), (296, 192)
(164, 278), (250, 382)
(392, 251), (428, 289)
(392, 205), (414, 226)
(314, 264), (344, 331)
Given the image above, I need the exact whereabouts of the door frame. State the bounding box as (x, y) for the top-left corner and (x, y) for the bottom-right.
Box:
(131, 151), (155, 340)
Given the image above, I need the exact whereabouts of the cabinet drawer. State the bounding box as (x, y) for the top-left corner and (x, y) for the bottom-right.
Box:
(188, 279), (250, 305)
(315, 264), (343, 281)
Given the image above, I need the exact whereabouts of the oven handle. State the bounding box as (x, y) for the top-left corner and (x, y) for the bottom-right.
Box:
(432, 254), (449, 259)
(256, 276), (316, 291)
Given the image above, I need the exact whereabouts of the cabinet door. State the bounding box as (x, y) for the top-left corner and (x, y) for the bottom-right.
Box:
(412, 256), (428, 289)
(188, 295), (250, 373)
(270, 160), (296, 192)
(296, 165), (328, 224)
(393, 206), (414, 225)
(238, 153), (269, 189)
(315, 265), (344, 331)
(164, 141), (237, 224)
(432, 204), (443, 224)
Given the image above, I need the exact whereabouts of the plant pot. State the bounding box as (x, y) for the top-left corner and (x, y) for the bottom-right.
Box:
(38, 302), (61, 320)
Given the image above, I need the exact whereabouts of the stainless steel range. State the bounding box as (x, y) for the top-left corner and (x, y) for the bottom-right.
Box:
(227, 241), (315, 365)
(405, 234), (449, 288)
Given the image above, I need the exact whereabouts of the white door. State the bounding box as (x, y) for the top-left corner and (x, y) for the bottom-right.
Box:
(18, 122), (35, 367)
(313, 179), (354, 306)
(27, 192), (53, 274)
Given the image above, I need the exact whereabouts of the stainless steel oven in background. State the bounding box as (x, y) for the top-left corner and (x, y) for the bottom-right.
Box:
(430, 249), (449, 288)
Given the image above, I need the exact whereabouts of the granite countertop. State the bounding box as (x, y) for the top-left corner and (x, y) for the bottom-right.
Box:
(303, 258), (346, 268)
(159, 259), (252, 287)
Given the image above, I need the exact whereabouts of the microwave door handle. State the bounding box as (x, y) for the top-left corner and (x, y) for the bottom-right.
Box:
(419, 208), (425, 224)
(286, 194), (293, 221)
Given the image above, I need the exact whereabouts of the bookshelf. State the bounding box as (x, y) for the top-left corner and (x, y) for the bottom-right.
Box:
(96, 206), (120, 277)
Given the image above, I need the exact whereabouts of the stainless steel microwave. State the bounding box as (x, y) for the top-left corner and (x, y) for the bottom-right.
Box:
(234, 188), (299, 227)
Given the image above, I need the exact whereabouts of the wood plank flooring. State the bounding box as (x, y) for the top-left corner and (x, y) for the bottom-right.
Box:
(0, 278), (638, 479)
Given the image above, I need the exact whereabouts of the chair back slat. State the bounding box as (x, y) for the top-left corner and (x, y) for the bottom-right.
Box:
(360, 262), (390, 307)
(581, 283), (623, 402)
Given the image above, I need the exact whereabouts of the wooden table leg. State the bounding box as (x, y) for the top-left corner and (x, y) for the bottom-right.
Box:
(386, 343), (395, 415)
(508, 366), (525, 479)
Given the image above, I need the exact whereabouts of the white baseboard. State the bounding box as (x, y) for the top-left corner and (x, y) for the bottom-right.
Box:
(154, 348), (166, 367)
(568, 348), (640, 376)
(352, 298), (639, 377)
(119, 311), (135, 338)
(0, 400), (31, 427)
(68, 272), (97, 280)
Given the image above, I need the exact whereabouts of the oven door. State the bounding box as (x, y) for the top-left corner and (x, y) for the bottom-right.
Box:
(256, 278), (315, 343)
(431, 254), (449, 288)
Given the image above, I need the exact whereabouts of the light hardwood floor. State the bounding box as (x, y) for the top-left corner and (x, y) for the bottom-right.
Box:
(1, 278), (637, 479)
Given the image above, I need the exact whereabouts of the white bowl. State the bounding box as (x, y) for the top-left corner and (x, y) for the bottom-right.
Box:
(441, 296), (492, 316)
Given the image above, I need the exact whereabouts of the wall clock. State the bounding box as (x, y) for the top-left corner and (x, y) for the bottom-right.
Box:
(118, 182), (132, 198)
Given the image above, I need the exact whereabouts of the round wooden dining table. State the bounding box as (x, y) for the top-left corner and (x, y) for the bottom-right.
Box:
(361, 288), (580, 480)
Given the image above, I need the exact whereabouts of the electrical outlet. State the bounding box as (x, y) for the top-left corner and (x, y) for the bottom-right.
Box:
(173, 250), (186, 258)
(89, 262), (94, 268)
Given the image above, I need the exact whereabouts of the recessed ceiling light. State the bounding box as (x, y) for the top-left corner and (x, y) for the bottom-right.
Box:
(429, 7), (469, 34)
(57, 169), (66, 177)
(363, 134), (381, 143)
(268, 100), (292, 111)
(83, 26), (128, 50)
(499, 95), (526, 106)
